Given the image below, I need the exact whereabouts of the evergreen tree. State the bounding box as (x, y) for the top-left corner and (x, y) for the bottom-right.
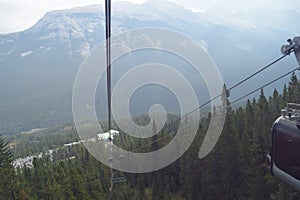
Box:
(0, 135), (16, 199)
(7, 73), (300, 199)
(0, 135), (30, 199)
(288, 73), (300, 103)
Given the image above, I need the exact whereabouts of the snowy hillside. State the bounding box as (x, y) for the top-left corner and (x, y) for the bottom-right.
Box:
(0, 0), (298, 135)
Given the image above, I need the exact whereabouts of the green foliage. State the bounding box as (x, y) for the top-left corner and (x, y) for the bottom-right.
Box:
(3, 73), (300, 199)
(7, 125), (79, 158)
(0, 135), (30, 199)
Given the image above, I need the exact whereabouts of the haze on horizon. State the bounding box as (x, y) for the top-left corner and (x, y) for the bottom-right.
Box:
(0, 0), (299, 34)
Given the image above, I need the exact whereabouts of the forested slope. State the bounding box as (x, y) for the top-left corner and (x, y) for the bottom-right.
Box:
(1, 73), (300, 199)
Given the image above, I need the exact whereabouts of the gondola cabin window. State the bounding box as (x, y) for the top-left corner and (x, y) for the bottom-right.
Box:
(273, 117), (300, 180)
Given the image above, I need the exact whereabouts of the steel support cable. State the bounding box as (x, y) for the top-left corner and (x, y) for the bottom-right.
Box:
(129, 55), (290, 152)
(103, 0), (289, 175)
(228, 54), (288, 91)
(230, 66), (300, 105)
(178, 54), (288, 124)
(101, 0), (291, 194)
(131, 66), (299, 153)
(104, 0), (114, 199)
(105, 0), (112, 132)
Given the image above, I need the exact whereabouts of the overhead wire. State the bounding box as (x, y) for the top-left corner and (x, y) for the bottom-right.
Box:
(101, 0), (294, 196)
(105, 0), (112, 132)
(104, 0), (114, 199)
(227, 54), (288, 91)
(162, 54), (289, 128)
(230, 66), (300, 105)
(128, 54), (294, 152)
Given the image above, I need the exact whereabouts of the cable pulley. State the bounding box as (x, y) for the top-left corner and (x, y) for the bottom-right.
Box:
(281, 37), (300, 66)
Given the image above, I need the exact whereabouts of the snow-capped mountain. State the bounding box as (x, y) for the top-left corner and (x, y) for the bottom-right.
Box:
(0, 0), (299, 134)
(0, 1), (298, 68)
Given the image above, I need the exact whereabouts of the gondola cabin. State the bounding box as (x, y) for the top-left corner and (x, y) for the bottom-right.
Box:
(270, 103), (300, 192)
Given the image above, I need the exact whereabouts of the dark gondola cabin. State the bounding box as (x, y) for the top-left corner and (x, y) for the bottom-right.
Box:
(271, 103), (300, 191)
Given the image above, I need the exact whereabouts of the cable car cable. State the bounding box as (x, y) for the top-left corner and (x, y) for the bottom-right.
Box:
(230, 66), (300, 105)
(227, 54), (288, 91)
(129, 55), (294, 152)
(104, 0), (114, 199)
(104, 0), (111, 136)
(166, 54), (289, 128)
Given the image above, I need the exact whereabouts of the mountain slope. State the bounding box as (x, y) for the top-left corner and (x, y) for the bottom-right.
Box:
(0, 0), (298, 134)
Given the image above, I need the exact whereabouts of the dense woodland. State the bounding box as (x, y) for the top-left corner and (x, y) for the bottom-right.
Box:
(0, 93), (73, 135)
(1, 73), (300, 199)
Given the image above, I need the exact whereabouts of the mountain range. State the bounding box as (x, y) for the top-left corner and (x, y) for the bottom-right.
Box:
(0, 0), (299, 134)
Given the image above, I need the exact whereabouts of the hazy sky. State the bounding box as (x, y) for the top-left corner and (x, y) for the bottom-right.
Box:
(0, 0), (299, 34)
